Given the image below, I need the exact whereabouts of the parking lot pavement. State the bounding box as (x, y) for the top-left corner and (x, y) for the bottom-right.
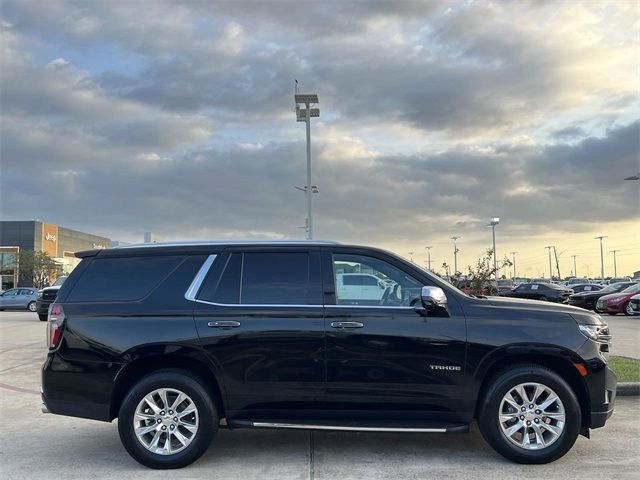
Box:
(1, 311), (639, 480)
(604, 316), (640, 359)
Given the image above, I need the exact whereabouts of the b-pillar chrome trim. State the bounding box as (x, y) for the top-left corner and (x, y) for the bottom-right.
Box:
(184, 254), (217, 301)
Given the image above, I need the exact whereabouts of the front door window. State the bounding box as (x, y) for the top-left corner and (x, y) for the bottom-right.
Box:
(333, 253), (422, 307)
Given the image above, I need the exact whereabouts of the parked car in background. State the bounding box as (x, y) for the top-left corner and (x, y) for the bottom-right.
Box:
(628, 294), (640, 315)
(336, 273), (388, 304)
(568, 281), (636, 311)
(530, 278), (550, 284)
(0, 288), (38, 312)
(566, 278), (590, 286)
(596, 283), (640, 316)
(496, 279), (514, 295)
(502, 282), (572, 303)
(36, 276), (68, 321)
(570, 284), (603, 294)
(608, 277), (631, 284)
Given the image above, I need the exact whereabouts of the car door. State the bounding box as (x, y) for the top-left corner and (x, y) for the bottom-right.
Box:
(0, 289), (20, 307)
(192, 248), (325, 420)
(321, 248), (468, 423)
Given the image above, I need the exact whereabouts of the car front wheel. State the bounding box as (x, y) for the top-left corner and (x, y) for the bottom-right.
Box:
(118, 369), (218, 469)
(477, 364), (580, 464)
(624, 303), (633, 316)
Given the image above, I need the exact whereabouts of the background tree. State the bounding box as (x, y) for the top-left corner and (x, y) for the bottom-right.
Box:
(466, 249), (512, 296)
(16, 250), (62, 288)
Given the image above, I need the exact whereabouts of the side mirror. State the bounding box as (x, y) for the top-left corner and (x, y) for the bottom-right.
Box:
(421, 286), (447, 307)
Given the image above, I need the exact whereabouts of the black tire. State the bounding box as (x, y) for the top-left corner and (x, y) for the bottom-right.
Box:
(28, 302), (37, 312)
(118, 369), (218, 469)
(624, 303), (633, 316)
(477, 364), (581, 464)
(38, 314), (48, 322)
(538, 295), (548, 302)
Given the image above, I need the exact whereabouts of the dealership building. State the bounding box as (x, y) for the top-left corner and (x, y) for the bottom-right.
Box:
(0, 221), (111, 289)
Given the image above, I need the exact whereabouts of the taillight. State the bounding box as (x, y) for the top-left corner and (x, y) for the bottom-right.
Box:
(47, 303), (65, 349)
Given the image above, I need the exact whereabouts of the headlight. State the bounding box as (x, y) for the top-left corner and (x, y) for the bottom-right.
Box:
(37, 291), (43, 299)
(578, 324), (600, 341)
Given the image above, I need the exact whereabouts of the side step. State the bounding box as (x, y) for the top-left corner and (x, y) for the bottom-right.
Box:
(227, 419), (469, 433)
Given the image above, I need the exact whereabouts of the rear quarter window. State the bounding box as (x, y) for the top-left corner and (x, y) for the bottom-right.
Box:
(67, 255), (185, 302)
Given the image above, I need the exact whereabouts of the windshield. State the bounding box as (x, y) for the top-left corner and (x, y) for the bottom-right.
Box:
(53, 276), (68, 286)
(599, 282), (629, 294)
(622, 283), (640, 294)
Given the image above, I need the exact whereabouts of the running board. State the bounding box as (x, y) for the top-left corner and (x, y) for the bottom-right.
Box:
(228, 419), (468, 433)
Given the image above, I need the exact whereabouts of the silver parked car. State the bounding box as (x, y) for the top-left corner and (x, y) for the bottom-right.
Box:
(0, 288), (38, 312)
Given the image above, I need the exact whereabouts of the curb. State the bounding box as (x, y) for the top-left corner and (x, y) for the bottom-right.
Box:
(616, 382), (640, 396)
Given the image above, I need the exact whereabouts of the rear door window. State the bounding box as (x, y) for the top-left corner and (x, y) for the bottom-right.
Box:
(198, 252), (322, 305)
(67, 255), (184, 302)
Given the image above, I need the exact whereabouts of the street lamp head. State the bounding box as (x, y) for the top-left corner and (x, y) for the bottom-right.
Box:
(489, 217), (500, 226)
(294, 93), (319, 104)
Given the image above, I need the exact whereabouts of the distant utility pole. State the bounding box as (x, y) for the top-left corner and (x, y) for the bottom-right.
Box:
(408, 251), (415, 263)
(510, 252), (518, 279)
(553, 246), (561, 279)
(545, 246), (554, 280)
(294, 82), (320, 240)
(594, 236), (607, 280)
(451, 236), (460, 276)
(609, 250), (619, 277)
(571, 255), (578, 277)
(425, 246), (432, 271)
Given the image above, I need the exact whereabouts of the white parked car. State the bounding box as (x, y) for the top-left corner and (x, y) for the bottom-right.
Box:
(336, 273), (389, 303)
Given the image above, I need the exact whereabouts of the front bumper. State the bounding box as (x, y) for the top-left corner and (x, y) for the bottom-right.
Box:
(36, 299), (53, 315)
(589, 366), (617, 428)
(595, 301), (625, 314)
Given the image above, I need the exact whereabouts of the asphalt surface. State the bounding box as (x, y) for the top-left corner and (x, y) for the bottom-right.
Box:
(1, 311), (639, 479)
(605, 315), (640, 359)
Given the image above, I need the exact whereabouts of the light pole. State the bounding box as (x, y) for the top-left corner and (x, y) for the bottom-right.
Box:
(545, 246), (554, 280)
(294, 90), (319, 240)
(408, 251), (415, 263)
(510, 251), (517, 279)
(595, 236), (607, 280)
(571, 255), (578, 278)
(609, 250), (619, 277)
(488, 217), (500, 281)
(450, 236), (460, 277)
(425, 246), (432, 271)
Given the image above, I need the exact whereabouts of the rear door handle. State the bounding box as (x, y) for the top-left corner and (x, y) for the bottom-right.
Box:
(207, 321), (241, 328)
(330, 321), (364, 329)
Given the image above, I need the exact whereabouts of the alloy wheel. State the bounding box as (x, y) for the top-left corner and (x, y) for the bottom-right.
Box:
(133, 388), (199, 455)
(498, 382), (565, 450)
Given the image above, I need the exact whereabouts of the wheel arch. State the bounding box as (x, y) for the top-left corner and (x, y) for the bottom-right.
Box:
(472, 347), (591, 428)
(110, 352), (226, 421)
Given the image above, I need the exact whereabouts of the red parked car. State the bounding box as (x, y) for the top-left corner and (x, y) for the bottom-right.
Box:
(595, 282), (640, 315)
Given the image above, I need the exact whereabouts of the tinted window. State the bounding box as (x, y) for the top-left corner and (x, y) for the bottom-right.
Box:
(68, 255), (184, 302)
(241, 252), (320, 305)
(211, 253), (242, 304)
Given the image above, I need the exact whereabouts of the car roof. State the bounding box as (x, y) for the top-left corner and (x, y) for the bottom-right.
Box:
(77, 240), (343, 258)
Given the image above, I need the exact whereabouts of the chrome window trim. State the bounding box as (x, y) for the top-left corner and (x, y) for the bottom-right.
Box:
(184, 254), (217, 301)
(184, 255), (416, 309)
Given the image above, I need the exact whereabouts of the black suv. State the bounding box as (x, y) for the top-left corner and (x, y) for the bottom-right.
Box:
(41, 242), (616, 469)
(36, 275), (68, 321)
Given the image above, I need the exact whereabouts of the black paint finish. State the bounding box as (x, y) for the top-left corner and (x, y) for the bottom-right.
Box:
(41, 242), (615, 433)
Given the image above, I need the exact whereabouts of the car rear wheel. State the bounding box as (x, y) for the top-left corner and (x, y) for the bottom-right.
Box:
(118, 369), (218, 469)
(477, 364), (580, 464)
(538, 296), (548, 302)
(27, 301), (37, 312)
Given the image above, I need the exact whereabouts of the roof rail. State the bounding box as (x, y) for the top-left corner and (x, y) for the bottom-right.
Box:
(112, 240), (341, 249)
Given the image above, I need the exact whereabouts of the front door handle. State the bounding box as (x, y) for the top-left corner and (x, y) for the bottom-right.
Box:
(330, 321), (364, 329)
(208, 321), (241, 328)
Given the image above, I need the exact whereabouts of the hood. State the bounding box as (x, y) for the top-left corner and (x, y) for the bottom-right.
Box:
(39, 285), (62, 293)
(484, 295), (605, 325)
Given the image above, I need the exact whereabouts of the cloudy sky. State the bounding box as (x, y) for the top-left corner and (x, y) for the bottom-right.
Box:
(1, 0), (638, 278)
